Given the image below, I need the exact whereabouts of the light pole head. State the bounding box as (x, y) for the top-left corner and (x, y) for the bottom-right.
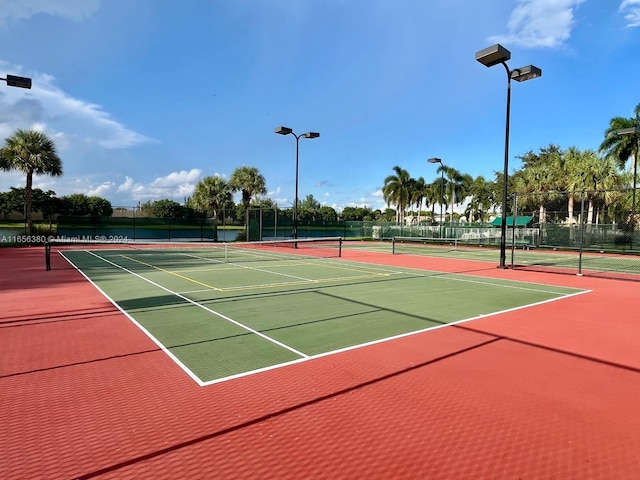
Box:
(475, 44), (511, 68)
(511, 65), (542, 82)
(301, 132), (320, 139)
(2, 74), (32, 89)
(274, 126), (293, 135)
(427, 157), (442, 164)
(616, 127), (640, 136)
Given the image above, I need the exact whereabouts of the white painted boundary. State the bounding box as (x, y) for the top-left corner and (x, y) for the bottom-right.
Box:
(57, 250), (591, 387)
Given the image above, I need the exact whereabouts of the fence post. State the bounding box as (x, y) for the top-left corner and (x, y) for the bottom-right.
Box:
(578, 192), (585, 276)
(510, 193), (517, 268)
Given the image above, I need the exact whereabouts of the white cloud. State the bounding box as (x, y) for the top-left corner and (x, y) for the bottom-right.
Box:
(621, 0), (640, 26)
(489, 0), (586, 48)
(114, 169), (203, 203)
(117, 176), (135, 193)
(0, 63), (151, 150)
(268, 186), (281, 196)
(0, 0), (101, 26)
(87, 182), (115, 197)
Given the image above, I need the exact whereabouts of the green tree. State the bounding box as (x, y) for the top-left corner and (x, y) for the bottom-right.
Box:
(147, 199), (185, 218)
(0, 187), (27, 219)
(438, 165), (466, 223)
(465, 176), (494, 223)
(59, 193), (112, 216)
(318, 206), (338, 222)
(599, 103), (640, 171)
(229, 166), (267, 235)
(340, 206), (360, 221)
(191, 175), (233, 227)
(382, 166), (412, 223)
(600, 102), (640, 226)
(87, 196), (113, 216)
(409, 177), (427, 224)
(298, 194), (321, 221)
(0, 129), (63, 233)
(382, 208), (396, 221)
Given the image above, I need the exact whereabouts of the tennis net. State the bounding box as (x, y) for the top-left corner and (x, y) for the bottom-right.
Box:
(391, 235), (499, 255)
(45, 236), (343, 271)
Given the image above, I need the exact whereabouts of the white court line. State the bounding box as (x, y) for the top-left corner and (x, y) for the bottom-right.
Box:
(58, 251), (206, 387)
(332, 257), (586, 296)
(199, 287), (592, 386)
(59, 249), (591, 388)
(180, 251), (316, 282)
(78, 250), (310, 365)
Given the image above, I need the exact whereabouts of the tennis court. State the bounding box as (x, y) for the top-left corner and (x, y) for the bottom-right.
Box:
(5, 240), (640, 479)
(50, 238), (585, 385)
(349, 236), (640, 279)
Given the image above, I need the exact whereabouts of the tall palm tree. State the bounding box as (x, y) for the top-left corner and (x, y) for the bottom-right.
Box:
(579, 150), (610, 225)
(409, 176), (427, 224)
(562, 146), (587, 224)
(599, 103), (640, 170)
(382, 166), (412, 223)
(600, 102), (640, 226)
(0, 129), (63, 233)
(465, 175), (494, 223)
(439, 165), (465, 223)
(424, 180), (440, 224)
(229, 166), (267, 237)
(515, 145), (562, 223)
(192, 175), (233, 241)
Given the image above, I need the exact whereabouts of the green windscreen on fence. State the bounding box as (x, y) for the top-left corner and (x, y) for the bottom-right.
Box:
(56, 216), (217, 241)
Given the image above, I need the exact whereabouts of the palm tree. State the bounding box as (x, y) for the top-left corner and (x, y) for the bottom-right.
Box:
(439, 165), (466, 223)
(192, 175), (233, 241)
(382, 166), (412, 223)
(600, 102), (640, 226)
(424, 181), (441, 224)
(599, 103), (640, 170)
(229, 166), (267, 238)
(0, 129), (63, 233)
(579, 150), (610, 226)
(465, 175), (494, 223)
(409, 176), (427, 224)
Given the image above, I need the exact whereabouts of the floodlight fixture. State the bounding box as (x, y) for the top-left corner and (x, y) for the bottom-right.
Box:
(511, 65), (542, 82)
(427, 157), (442, 164)
(274, 126), (293, 135)
(475, 44), (511, 68)
(616, 127), (640, 136)
(475, 43), (542, 268)
(301, 132), (320, 139)
(274, 125), (320, 241)
(1, 74), (32, 89)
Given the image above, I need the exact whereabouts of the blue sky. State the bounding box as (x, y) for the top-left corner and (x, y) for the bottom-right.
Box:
(0, 0), (639, 211)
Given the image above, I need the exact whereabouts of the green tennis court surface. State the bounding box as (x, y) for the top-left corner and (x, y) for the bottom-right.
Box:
(55, 242), (587, 385)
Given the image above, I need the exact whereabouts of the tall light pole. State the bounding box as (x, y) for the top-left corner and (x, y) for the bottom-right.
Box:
(274, 126), (320, 241)
(616, 126), (640, 248)
(1, 74), (32, 89)
(428, 157), (445, 238)
(476, 44), (542, 268)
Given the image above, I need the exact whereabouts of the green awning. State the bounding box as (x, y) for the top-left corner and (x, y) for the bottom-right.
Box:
(490, 216), (533, 227)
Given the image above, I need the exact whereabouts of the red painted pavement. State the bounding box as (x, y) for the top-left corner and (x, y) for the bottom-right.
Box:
(2, 246), (639, 479)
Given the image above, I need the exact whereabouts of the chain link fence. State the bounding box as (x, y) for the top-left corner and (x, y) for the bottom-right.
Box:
(509, 189), (640, 279)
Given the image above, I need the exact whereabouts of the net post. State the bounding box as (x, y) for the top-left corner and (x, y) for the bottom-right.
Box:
(45, 242), (51, 271)
(392, 236), (396, 254)
(338, 237), (342, 258)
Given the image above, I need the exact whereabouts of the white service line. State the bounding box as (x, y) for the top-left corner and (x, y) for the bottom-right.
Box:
(84, 250), (310, 360)
(180, 251), (315, 282)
